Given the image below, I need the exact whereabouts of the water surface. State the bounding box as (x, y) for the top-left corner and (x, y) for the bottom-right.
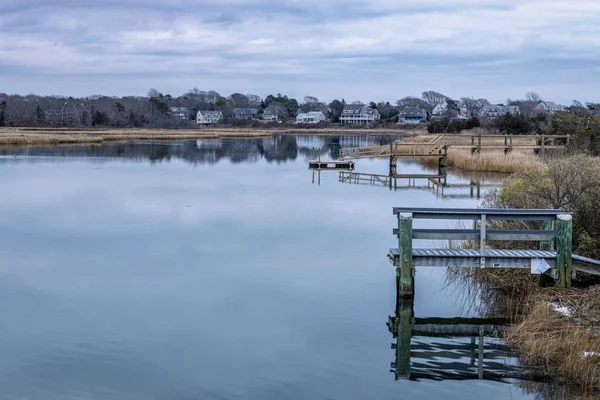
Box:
(0, 135), (561, 399)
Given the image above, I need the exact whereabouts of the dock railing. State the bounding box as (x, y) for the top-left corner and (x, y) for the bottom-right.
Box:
(339, 134), (571, 160)
(390, 208), (572, 297)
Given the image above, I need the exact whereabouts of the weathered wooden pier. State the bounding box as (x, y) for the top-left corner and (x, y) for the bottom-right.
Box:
(308, 147), (355, 171)
(389, 207), (600, 297)
(308, 160), (355, 170)
(339, 134), (571, 160)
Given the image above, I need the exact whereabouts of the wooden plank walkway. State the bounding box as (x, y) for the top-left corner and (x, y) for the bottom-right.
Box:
(388, 248), (558, 269)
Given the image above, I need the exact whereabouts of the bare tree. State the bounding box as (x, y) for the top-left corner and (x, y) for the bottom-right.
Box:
(444, 99), (460, 119)
(263, 102), (286, 119)
(460, 97), (489, 117)
(376, 101), (396, 119)
(245, 94), (262, 108)
(205, 91), (222, 104)
(147, 88), (161, 98)
(525, 92), (542, 102)
(421, 91), (448, 114)
(300, 95), (327, 113)
(229, 93), (249, 108)
(569, 100), (588, 116)
(396, 96), (428, 111)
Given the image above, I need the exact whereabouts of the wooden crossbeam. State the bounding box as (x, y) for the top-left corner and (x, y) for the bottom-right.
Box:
(392, 228), (557, 241)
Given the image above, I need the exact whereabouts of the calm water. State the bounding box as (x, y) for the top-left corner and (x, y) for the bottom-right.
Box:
(0, 136), (562, 399)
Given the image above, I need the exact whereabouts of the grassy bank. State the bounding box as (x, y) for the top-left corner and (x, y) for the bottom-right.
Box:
(395, 143), (543, 173)
(451, 267), (600, 393)
(0, 127), (422, 147)
(507, 288), (600, 389)
(394, 132), (548, 173)
(433, 149), (542, 173)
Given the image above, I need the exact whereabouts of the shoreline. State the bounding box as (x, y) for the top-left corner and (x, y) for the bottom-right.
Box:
(0, 127), (546, 175)
(0, 127), (421, 147)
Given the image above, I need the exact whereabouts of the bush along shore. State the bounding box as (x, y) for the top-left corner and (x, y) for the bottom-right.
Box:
(464, 153), (600, 393)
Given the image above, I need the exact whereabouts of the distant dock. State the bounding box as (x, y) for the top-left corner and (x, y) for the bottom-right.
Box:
(308, 160), (355, 170)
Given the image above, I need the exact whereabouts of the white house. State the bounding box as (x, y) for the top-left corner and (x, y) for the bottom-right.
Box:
(479, 104), (520, 120)
(170, 107), (189, 120)
(196, 110), (223, 124)
(339, 104), (380, 125)
(296, 111), (326, 124)
(535, 101), (566, 115)
(431, 104), (447, 119)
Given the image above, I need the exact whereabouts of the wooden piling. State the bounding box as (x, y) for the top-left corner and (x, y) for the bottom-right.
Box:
(556, 214), (572, 288)
(398, 213), (414, 297)
(541, 135), (545, 153)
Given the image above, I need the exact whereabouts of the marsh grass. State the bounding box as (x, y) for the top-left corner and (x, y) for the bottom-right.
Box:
(507, 297), (600, 390)
(419, 149), (544, 173)
(0, 127), (424, 147)
(449, 265), (600, 392)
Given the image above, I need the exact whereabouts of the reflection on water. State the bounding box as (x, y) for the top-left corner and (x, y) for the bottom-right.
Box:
(0, 134), (398, 165)
(0, 135), (583, 399)
(387, 290), (535, 383)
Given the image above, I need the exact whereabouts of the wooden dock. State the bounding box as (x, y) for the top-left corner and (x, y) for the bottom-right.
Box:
(308, 160), (354, 170)
(389, 207), (600, 298)
(339, 134), (571, 160)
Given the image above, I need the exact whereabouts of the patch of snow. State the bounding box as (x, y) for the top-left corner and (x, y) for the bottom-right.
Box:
(583, 352), (600, 358)
(551, 303), (572, 317)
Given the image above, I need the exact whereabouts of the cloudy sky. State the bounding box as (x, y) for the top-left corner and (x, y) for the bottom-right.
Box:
(1, 0), (599, 103)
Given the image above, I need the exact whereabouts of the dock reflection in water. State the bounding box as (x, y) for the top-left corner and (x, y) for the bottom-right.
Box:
(387, 284), (539, 383)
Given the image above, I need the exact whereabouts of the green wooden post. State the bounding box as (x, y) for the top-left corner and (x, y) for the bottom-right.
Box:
(398, 213), (414, 297)
(556, 214), (573, 288)
(540, 220), (555, 251)
(509, 135), (513, 153)
(477, 134), (482, 154)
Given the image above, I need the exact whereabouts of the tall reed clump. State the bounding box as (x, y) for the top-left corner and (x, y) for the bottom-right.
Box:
(506, 293), (600, 390)
(418, 149), (543, 173)
(448, 266), (600, 391)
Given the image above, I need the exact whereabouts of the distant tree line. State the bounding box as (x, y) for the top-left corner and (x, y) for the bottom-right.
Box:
(0, 88), (597, 130)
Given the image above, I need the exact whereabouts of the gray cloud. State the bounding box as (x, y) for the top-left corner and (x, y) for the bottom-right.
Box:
(1, 0), (599, 103)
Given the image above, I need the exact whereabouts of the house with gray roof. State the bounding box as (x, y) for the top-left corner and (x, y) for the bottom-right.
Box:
(339, 104), (380, 125)
(296, 111), (327, 124)
(479, 104), (520, 120)
(534, 101), (566, 115)
(170, 107), (189, 120)
(398, 107), (427, 124)
(232, 108), (258, 120)
(196, 110), (223, 124)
